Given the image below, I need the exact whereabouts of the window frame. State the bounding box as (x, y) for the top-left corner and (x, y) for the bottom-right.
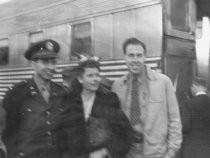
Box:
(70, 21), (92, 60)
(0, 38), (9, 65)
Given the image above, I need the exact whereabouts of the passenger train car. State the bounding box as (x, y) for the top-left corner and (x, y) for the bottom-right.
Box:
(0, 0), (201, 104)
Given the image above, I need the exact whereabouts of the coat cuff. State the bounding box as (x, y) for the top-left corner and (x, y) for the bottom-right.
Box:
(0, 139), (6, 158)
(165, 148), (176, 158)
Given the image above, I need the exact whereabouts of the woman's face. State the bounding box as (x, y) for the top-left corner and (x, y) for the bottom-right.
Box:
(78, 67), (101, 92)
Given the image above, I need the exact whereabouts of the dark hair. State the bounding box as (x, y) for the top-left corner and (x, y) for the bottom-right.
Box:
(192, 77), (206, 87)
(122, 37), (146, 55)
(77, 59), (100, 76)
(61, 66), (78, 79)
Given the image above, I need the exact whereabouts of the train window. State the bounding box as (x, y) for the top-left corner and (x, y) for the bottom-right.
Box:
(170, 0), (190, 32)
(0, 38), (9, 65)
(29, 31), (44, 45)
(163, 0), (195, 39)
(71, 22), (91, 59)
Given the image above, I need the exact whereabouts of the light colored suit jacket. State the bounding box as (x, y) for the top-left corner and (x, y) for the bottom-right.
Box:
(112, 66), (182, 158)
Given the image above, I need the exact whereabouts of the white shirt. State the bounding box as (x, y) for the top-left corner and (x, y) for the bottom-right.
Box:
(81, 94), (96, 121)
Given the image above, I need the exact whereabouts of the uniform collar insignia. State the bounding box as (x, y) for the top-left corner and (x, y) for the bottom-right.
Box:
(29, 86), (35, 90)
(29, 85), (37, 96)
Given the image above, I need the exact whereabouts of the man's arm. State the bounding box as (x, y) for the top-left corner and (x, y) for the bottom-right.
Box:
(1, 82), (28, 156)
(164, 77), (182, 158)
(0, 102), (6, 158)
(181, 101), (192, 134)
(1, 90), (17, 158)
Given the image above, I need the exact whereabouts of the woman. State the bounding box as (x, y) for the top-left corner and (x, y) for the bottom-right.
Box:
(64, 59), (133, 158)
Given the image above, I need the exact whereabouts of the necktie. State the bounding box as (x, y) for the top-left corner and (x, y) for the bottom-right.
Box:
(41, 87), (50, 103)
(130, 75), (141, 125)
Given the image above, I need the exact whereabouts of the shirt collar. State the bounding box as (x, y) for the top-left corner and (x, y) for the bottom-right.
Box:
(33, 75), (50, 92)
(123, 65), (157, 83)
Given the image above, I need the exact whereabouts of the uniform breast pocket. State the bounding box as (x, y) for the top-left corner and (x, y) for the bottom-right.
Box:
(19, 106), (42, 131)
(20, 107), (33, 118)
(148, 97), (163, 103)
(145, 98), (167, 142)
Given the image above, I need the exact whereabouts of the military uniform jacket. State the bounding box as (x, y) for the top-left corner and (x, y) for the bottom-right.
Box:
(2, 79), (68, 158)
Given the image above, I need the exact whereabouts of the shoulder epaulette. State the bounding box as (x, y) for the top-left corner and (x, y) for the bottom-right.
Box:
(7, 80), (28, 92)
(3, 80), (29, 104)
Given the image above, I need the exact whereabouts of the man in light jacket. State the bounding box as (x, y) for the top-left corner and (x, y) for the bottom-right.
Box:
(112, 38), (182, 158)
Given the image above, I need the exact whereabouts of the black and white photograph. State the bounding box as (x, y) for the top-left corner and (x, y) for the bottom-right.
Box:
(0, 0), (209, 158)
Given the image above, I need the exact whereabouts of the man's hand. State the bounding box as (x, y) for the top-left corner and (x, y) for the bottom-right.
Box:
(0, 140), (6, 158)
(164, 149), (176, 158)
(164, 154), (170, 158)
(89, 148), (109, 158)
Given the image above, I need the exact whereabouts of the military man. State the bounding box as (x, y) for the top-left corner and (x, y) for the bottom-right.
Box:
(2, 39), (68, 158)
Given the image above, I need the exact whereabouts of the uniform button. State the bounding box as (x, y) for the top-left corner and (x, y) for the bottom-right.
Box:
(47, 137), (53, 146)
(59, 108), (64, 112)
(31, 91), (37, 96)
(27, 108), (32, 112)
(18, 152), (24, 156)
(89, 139), (96, 145)
(46, 121), (51, 125)
(46, 131), (51, 136)
(46, 111), (51, 116)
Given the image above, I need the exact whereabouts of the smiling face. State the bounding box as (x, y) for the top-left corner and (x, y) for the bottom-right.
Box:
(78, 67), (101, 92)
(31, 58), (57, 81)
(124, 44), (145, 75)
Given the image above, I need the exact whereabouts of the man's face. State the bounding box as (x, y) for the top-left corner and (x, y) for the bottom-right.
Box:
(78, 67), (101, 92)
(32, 58), (57, 81)
(124, 44), (145, 75)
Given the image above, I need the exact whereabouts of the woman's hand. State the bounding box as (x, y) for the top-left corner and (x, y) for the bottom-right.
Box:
(89, 148), (110, 158)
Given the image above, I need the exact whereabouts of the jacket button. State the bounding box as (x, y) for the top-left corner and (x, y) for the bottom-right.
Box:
(27, 108), (32, 112)
(46, 121), (51, 125)
(46, 111), (51, 117)
(46, 131), (51, 136)
(18, 152), (24, 157)
(47, 137), (53, 146)
(59, 108), (64, 112)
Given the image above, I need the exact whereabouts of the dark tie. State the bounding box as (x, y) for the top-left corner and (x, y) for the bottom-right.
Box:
(130, 75), (141, 125)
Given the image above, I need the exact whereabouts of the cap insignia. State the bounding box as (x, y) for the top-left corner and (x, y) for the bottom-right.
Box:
(45, 41), (54, 51)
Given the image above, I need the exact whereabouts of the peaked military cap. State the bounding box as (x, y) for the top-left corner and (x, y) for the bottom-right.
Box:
(24, 39), (60, 60)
